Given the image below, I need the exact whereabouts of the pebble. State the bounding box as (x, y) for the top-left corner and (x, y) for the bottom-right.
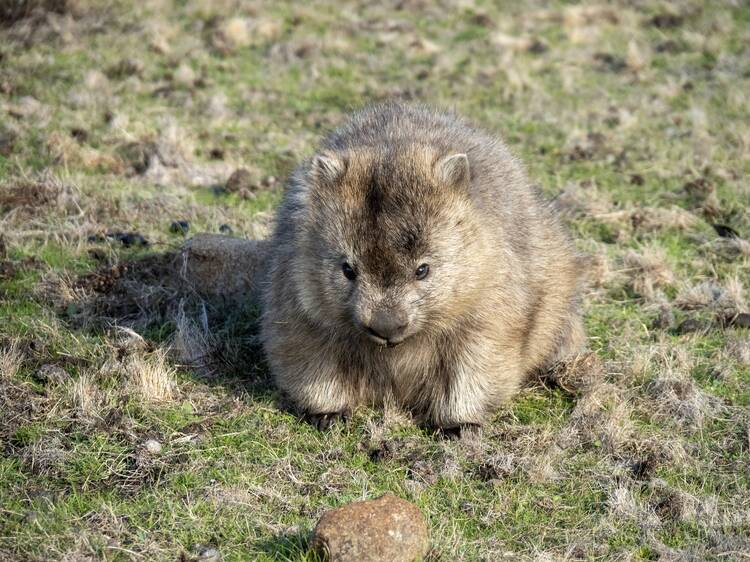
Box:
(143, 439), (162, 454)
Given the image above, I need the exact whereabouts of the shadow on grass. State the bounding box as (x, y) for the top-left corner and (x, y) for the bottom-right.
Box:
(254, 528), (325, 561)
(60, 246), (281, 406)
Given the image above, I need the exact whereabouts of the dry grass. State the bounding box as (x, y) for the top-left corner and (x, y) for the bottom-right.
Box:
(623, 246), (675, 300)
(125, 349), (176, 403)
(0, 0), (748, 560)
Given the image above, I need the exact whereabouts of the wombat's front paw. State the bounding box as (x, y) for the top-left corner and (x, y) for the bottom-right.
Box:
(306, 411), (350, 431)
(436, 423), (483, 440)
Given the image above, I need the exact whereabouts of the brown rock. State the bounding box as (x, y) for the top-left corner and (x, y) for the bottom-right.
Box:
(180, 234), (268, 303)
(311, 493), (429, 562)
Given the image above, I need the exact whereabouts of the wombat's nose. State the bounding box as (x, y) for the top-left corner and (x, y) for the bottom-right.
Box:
(366, 310), (409, 343)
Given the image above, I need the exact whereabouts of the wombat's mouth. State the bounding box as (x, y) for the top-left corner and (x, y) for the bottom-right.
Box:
(364, 331), (407, 348)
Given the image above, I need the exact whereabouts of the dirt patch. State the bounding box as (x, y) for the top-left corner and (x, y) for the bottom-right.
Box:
(0, 175), (63, 211)
(70, 252), (182, 328)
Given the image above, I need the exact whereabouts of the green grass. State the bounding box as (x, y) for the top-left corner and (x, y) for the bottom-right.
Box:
(1, 0), (749, 560)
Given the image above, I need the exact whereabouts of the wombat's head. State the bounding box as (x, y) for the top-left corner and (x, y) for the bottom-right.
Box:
(292, 144), (488, 346)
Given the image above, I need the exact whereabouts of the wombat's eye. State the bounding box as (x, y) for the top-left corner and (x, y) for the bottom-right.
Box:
(342, 262), (357, 281)
(415, 263), (430, 280)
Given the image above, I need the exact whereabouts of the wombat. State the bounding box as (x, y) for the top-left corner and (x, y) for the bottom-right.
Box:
(261, 102), (585, 431)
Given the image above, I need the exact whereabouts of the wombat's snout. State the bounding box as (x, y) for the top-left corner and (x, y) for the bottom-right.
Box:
(364, 309), (410, 346)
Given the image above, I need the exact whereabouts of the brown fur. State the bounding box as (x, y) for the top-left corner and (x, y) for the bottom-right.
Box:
(260, 102), (585, 429)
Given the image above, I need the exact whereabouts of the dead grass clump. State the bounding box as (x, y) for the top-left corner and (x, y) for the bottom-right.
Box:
(540, 351), (604, 396)
(71, 253), (182, 329)
(607, 484), (661, 530)
(0, 360), (45, 446)
(172, 307), (217, 374)
(46, 131), (123, 173)
(0, 173), (64, 212)
(0, 340), (23, 378)
(646, 479), (704, 524)
(21, 435), (68, 476)
(635, 342), (719, 429)
(628, 206), (699, 233)
(705, 236), (750, 260)
(675, 278), (746, 316)
(564, 383), (634, 454)
(648, 375), (720, 430)
(554, 181), (612, 218)
(69, 372), (103, 418)
(725, 338), (750, 365)
(115, 124), (233, 188)
(622, 247), (675, 300)
(125, 349), (176, 403)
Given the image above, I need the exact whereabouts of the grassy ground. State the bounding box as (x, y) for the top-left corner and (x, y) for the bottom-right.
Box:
(1, 1), (749, 560)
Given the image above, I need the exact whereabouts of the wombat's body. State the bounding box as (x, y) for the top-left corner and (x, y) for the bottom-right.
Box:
(261, 103), (584, 429)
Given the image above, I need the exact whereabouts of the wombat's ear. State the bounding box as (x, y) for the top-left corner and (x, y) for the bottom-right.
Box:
(310, 151), (346, 185)
(436, 153), (470, 188)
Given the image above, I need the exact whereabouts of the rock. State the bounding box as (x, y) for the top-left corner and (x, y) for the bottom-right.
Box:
(310, 493), (429, 562)
(143, 439), (162, 454)
(181, 234), (268, 302)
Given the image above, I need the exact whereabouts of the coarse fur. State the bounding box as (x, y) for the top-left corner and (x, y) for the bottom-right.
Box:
(260, 102), (585, 430)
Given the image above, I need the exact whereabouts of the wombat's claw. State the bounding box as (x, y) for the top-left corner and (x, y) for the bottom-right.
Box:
(437, 423), (482, 440)
(308, 411), (349, 431)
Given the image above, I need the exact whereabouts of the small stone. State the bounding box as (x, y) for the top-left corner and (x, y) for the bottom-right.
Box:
(170, 220), (190, 235)
(310, 493), (429, 562)
(143, 439), (162, 454)
(191, 545), (221, 561)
